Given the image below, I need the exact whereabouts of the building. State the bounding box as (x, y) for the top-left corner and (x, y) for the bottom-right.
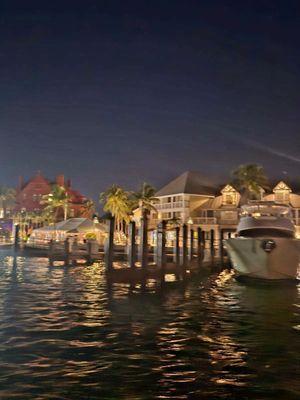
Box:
(149, 171), (300, 239)
(14, 172), (93, 224)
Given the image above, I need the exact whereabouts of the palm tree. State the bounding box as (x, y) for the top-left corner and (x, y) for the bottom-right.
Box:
(79, 199), (95, 218)
(99, 185), (131, 232)
(41, 185), (69, 221)
(0, 186), (16, 219)
(131, 182), (157, 216)
(232, 164), (269, 201)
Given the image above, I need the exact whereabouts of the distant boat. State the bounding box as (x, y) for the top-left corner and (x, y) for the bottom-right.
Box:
(225, 201), (300, 281)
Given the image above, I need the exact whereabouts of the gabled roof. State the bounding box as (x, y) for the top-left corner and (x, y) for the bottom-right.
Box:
(273, 181), (292, 192)
(21, 172), (50, 190)
(221, 184), (237, 194)
(156, 171), (218, 197)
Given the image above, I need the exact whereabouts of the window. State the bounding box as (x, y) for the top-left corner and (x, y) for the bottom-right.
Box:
(162, 212), (172, 219)
(225, 194), (233, 204)
(275, 192), (289, 204)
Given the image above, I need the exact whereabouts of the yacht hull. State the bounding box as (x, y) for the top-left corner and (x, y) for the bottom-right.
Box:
(225, 238), (300, 280)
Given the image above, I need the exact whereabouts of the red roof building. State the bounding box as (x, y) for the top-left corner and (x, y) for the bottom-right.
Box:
(15, 172), (93, 219)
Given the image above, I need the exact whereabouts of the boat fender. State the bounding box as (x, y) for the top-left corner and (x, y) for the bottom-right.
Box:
(261, 240), (276, 253)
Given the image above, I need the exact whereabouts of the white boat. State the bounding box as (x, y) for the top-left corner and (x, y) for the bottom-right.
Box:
(225, 201), (300, 281)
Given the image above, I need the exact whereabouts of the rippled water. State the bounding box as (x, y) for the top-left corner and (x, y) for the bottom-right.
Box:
(0, 251), (299, 399)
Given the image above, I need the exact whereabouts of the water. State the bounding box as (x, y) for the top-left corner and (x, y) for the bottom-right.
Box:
(0, 252), (299, 399)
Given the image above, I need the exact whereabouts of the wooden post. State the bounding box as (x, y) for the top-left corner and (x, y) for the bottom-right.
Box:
(64, 238), (70, 266)
(139, 211), (148, 269)
(173, 226), (180, 266)
(188, 228), (194, 262)
(210, 229), (215, 262)
(197, 227), (202, 267)
(49, 239), (54, 267)
(105, 216), (115, 271)
(201, 231), (206, 262)
(128, 221), (136, 269)
(156, 220), (166, 270)
(181, 224), (188, 271)
(86, 241), (92, 264)
(220, 229), (224, 267)
(13, 224), (20, 250)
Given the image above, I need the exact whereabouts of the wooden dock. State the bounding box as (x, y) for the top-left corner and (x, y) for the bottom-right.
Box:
(13, 217), (233, 283)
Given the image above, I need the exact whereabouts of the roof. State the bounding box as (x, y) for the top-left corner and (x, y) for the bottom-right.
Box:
(193, 196), (223, 211)
(156, 171), (218, 197)
(20, 173), (51, 191)
(33, 218), (105, 233)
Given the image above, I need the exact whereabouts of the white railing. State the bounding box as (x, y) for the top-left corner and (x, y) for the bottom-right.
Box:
(156, 201), (189, 210)
(191, 217), (217, 225)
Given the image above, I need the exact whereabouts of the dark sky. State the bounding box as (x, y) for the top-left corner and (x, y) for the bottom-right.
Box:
(1, 0), (300, 200)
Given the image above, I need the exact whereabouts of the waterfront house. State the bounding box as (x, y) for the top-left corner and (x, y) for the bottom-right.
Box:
(149, 171), (300, 240)
(15, 172), (93, 222)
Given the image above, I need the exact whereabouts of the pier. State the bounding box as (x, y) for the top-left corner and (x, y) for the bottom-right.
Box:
(15, 216), (233, 282)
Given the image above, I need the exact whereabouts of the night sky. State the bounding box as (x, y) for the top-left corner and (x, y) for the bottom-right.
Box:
(1, 0), (300, 200)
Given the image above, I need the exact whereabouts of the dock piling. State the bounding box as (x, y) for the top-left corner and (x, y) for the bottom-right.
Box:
(181, 224), (188, 272)
(128, 221), (136, 268)
(49, 239), (54, 267)
(64, 238), (70, 266)
(86, 241), (93, 264)
(156, 220), (166, 270)
(188, 228), (194, 262)
(220, 229), (225, 267)
(197, 227), (202, 267)
(139, 211), (148, 269)
(174, 226), (180, 267)
(13, 224), (20, 250)
(210, 229), (215, 263)
(104, 216), (115, 271)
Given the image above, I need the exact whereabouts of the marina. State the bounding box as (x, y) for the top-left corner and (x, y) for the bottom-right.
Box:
(1, 2), (300, 398)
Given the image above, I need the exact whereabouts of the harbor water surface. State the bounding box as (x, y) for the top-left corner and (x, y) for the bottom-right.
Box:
(0, 251), (299, 399)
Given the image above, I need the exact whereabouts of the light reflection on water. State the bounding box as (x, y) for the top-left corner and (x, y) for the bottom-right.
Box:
(0, 251), (299, 399)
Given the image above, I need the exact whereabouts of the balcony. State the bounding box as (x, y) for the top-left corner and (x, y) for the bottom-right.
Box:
(156, 201), (190, 210)
(191, 217), (217, 225)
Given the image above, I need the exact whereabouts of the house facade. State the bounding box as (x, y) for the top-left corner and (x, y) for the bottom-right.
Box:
(15, 172), (93, 223)
(150, 171), (300, 240)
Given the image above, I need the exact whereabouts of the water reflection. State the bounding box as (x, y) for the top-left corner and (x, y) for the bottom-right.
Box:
(0, 252), (298, 399)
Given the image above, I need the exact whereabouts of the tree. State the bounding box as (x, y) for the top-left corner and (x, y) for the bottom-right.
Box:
(41, 185), (69, 221)
(78, 200), (95, 218)
(231, 164), (269, 200)
(131, 182), (157, 216)
(99, 185), (131, 231)
(0, 186), (16, 219)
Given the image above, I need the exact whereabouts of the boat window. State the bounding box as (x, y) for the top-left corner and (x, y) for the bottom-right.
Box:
(239, 229), (294, 238)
